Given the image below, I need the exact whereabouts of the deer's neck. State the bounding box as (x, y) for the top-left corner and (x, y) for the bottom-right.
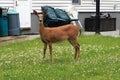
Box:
(38, 21), (45, 35)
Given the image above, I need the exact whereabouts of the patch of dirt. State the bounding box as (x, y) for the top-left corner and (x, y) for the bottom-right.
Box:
(0, 35), (37, 45)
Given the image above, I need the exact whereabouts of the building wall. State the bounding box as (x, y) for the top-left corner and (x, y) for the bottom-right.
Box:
(0, 0), (14, 10)
(31, 0), (120, 12)
(76, 0), (120, 12)
(31, 0), (71, 12)
(0, 0), (120, 12)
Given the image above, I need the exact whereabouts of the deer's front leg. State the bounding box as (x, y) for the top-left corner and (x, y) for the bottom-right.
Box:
(43, 43), (47, 59)
(48, 42), (52, 62)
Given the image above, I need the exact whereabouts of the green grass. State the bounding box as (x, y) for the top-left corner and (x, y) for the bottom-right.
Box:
(0, 35), (120, 80)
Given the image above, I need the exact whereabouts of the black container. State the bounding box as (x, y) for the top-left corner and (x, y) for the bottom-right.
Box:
(85, 18), (116, 31)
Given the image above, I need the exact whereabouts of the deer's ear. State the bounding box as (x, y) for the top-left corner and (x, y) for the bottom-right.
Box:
(33, 10), (38, 15)
(43, 10), (48, 15)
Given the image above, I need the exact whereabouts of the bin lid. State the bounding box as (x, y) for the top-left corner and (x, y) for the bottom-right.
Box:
(8, 10), (19, 14)
(2, 14), (7, 16)
(0, 14), (7, 17)
(2, 8), (8, 10)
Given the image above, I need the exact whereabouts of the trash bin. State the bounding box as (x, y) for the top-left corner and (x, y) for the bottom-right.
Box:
(0, 14), (8, 37)
(8, 11), (20, 36)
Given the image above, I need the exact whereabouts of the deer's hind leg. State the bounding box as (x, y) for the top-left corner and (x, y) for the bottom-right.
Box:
(68, 38), (80, 60)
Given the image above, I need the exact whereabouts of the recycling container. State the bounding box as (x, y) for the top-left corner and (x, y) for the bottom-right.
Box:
(0, 14), (8, 37)
(8, 11), (20, 36)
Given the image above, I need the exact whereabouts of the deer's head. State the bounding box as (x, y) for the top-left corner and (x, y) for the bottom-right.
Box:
(33, 10), (43, 22)
(33, 10), (47, 22)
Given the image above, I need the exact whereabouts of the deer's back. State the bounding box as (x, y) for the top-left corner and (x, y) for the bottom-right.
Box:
(42, 24), (80, 43)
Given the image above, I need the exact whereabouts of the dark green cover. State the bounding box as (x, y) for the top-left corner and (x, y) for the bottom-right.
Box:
(41, 6), (78, 27)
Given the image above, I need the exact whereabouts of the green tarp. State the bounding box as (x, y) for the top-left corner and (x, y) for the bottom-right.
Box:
(41, 6), (78, 27)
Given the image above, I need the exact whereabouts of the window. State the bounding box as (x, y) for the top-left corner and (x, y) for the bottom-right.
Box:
(72, 0), (80, 5)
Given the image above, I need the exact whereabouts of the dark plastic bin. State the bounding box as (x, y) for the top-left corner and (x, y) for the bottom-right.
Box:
(0, 14), (8, 37)
(8, 11), (20, 36)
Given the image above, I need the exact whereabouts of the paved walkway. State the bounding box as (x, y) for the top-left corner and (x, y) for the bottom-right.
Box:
(83, 30), (120, 37)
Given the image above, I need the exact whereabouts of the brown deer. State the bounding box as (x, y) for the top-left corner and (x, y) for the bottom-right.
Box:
(33, 10), (80, 62)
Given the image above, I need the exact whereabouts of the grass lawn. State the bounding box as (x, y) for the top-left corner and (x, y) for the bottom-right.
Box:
(0, 35), (120, 80)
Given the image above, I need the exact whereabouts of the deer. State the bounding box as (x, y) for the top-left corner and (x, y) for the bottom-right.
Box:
(33, 10), (80, 62)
